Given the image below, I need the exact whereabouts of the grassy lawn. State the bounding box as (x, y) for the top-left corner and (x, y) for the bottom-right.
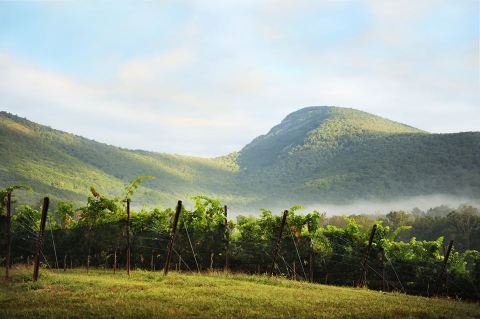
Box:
(0, 266), (479, 319)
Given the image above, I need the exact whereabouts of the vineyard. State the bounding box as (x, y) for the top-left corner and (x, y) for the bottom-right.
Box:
(1, 183), (479, 303)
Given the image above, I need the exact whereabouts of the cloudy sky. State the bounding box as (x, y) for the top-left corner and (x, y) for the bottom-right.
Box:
(1, 0), (478, 156)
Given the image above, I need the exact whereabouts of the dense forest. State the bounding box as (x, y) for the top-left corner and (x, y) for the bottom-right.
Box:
(2, 183), (479, 300)
(1, 106), (479, 209)
(237, 107), (480, 205)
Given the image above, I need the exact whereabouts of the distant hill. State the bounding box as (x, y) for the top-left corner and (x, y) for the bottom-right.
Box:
(236, 106), (480, 206)
(1, 106), (479, 210)
(0, 111), (239, 208)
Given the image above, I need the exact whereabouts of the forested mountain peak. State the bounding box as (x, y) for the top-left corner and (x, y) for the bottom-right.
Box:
(281, 106), (423, 135)
(238, 106), (425, 168)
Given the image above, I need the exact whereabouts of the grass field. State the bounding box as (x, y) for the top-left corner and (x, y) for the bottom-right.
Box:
(0, 267), (479, 319)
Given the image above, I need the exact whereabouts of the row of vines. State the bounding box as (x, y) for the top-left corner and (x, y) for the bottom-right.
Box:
(1, 182), (479, 300)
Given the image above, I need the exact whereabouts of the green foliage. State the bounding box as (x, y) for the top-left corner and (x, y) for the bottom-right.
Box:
(11, 205), (40, 234)
(1, 108), (479, 210)
(79, 187), (122, 228)
(0, 111), (240, 208)
(2, 107), (479, 300)
(131, 207), (171, 234)
(409, 206), (480, 251)
(385, 211), (412, 230)
(0, 185), (31, 212)
(388, 225), (412, 241)
(54, 201), (75, 229)
(3, 189), (480, 299)
(122, 175), (155, 201)
(236, 106), (480, 205)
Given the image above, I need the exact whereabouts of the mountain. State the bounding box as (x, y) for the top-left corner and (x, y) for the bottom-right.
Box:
(236, 107), (480, 206)
(1, 106), (479, 210)
(0, 111), (239, 207)
(238, 106), (424, 169)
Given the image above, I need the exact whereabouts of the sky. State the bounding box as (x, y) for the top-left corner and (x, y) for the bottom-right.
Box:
(0, 0), (479, 157)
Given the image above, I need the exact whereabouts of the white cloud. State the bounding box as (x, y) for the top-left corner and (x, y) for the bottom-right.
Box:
(0, 1), (478, 156)
(0, 51), (260, 156)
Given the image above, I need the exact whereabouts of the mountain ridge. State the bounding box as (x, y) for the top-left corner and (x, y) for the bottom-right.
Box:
(1, 107), (479, 210)
(238, 106), (426, 169)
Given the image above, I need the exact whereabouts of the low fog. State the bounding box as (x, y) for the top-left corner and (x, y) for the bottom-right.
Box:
(303, 194), (480, 216)
(236, 194), (480, 217)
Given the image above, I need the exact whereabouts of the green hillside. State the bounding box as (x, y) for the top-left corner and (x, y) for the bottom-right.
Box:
(1, 268), (479, 319)
(0, 112), (242, 208)
(0, 106), (479, 209)
(238, 106), (424, 169)
(237, 107), (480, 206)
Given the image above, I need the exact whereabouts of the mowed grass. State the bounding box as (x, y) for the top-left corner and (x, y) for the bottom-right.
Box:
(0, 267), (479, 319)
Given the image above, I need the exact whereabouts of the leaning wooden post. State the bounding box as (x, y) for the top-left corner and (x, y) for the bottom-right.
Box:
(163, 200), (182, 276)
(33, 197), (49, 282)
(224, 205), (230, 272)
(269, 210), (288, 277)
(4, 192), (12, 280)
(436, 240), (454, 295)
(357, 224), (377, 288)
(126, 198), (131, 276)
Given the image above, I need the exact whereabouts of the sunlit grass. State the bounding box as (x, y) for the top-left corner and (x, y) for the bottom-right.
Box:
(1, 266), (478, 319)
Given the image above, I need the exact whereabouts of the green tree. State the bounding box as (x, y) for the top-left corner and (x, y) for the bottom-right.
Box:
(385, 211), (412, 230)
(12, 205), (40, 234)
(1, 185), (30, 212)
(54, 201), (76, 229)
(447, 205), (480, 250)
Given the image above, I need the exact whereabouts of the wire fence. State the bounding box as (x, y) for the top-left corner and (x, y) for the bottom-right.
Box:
(1, 208), (479, 301)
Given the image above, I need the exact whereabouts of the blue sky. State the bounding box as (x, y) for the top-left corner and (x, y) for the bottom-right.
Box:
(0, 0), (479, 156)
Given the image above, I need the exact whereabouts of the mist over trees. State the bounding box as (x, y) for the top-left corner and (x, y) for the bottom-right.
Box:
(2, 184), (479, 299)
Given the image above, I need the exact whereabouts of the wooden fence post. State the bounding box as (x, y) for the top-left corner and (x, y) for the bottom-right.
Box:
(63, 255), (67, 272)
(269, 210), (288, 277)
(126, 198), (131, 276)
(163, 200), (182, 276)
(357, 224), (377, 288)
(4, 192), (12, 280)
(224, 205), (229, 272)
(437, 240), (454, 295)
(33, 197), (49, 282)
